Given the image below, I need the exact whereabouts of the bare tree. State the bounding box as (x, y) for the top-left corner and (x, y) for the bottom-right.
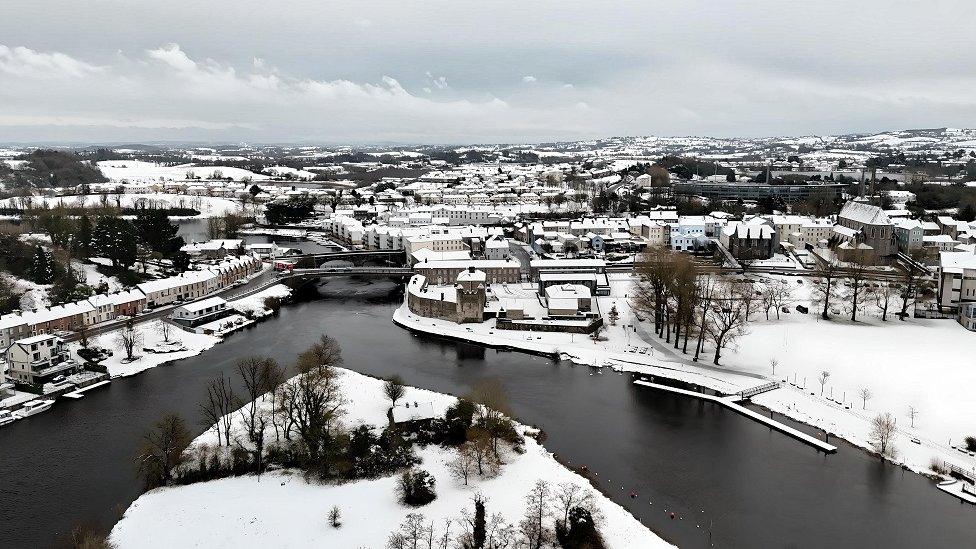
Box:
(631, 247), (677, 335)
(706, 280), (750, 365)
(468, 379), (514, 458)
(846, 251), (872, 322)
(447, 443), (477, 486)
(77, 324), (92, 350)
(207, 216), (225, 240)
(693, 275), (715, 362)
(859, 387), (873, 410)
(874, 282), (897, 321)
(387, 512), (430, 549)
(869, 412), (898, 458)
(280, 338), (346, 473)
(818, 370), (831, 396)
(328, 506), (342, 528)
(554, 482), (593, 531)
(520, 480), (552, 549)
(115, 320), (143, 361)
(812, 259), (842, 320)
(296, 334), (344, 372)
(466, 427), (499, 478)
(156, 320), (174, 343)
(769, 358), (778, 376)
(235, 356), (282, 471)
(200, 375), (236, 447)
(908, 405), (918, 428)
(897, 250), (929, 320)
(136, 413), (192, 489)
(384, 375), (407, 409)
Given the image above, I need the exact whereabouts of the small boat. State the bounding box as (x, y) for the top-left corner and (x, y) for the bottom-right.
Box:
(13, 400), (55, 418)
(0, 409), (17, 427)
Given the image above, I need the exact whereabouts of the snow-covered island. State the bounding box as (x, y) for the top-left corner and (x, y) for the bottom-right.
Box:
(109, 365), (669, 548)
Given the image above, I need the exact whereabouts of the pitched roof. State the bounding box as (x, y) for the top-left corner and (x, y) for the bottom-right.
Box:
(839, 201), (891, 226)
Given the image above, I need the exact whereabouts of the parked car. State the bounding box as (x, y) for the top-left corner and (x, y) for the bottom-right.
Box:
(795, 305), (809, 314)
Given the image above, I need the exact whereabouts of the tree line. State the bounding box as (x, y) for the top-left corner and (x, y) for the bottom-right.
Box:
(631, 248), (932, 366)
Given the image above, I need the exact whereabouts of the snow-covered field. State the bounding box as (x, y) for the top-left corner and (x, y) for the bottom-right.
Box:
(110, 369), (669, 549)
(97, 160), (267, 183)
(725, 308), (976, 476)
(394, 273), (976, 483)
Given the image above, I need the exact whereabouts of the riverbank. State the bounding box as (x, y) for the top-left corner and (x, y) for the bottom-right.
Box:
(76, 284), (294, 379)
(5, 287), (975, 548)
(392, 296), (976, 495)
(109, 368), (671, 548)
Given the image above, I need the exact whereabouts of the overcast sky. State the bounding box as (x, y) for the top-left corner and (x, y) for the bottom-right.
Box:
(1, 0), (975, 145)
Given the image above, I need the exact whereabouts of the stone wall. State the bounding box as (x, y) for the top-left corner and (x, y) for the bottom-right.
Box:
(495, 316), (603, 334)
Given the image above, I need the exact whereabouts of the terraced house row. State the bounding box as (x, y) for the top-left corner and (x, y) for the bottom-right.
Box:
(0, 255), (261, 348)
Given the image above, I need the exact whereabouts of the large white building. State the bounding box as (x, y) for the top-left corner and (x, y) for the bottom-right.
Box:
(937, 251), (976, 330)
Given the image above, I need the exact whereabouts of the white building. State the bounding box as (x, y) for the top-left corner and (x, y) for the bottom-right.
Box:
(484, 236), (511, 260)
(5, 335), (76, 385)
(171, 296), (228, 327)
(137, 270), (217, 308)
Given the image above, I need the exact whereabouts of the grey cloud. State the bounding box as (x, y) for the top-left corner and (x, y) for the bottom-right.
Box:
(0, 0), (974, 143)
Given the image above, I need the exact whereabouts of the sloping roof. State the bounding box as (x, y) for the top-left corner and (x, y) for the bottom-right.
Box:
(940, 251), (976, 271)
(839, 201), (891, 226)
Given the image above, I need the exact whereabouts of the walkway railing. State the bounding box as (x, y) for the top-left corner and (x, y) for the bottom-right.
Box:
(738, 381), (781, 400)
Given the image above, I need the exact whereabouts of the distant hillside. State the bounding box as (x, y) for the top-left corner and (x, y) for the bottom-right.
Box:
(2, 149), (108, 188)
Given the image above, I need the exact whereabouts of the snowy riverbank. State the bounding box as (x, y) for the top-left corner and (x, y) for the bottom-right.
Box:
(109, 368), (671, 548)
(393, 273), (976, 492)
(79, 285), (293, 378)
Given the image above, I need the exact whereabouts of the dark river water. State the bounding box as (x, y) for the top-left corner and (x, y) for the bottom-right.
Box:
(175, 217), (337, 254)
(1, 278), (973, 548)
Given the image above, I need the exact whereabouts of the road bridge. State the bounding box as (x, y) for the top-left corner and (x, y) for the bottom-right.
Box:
(278, 266), (414, 281)
(287, 249), (407, 267)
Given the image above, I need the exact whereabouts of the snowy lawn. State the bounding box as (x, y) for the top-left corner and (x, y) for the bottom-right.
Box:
(395, 273), (976, 482)
(78, 319), (221, 378)
(110, 369), (669, 549)
(227, 284), (291, 318)
(723, 310), (976, 475)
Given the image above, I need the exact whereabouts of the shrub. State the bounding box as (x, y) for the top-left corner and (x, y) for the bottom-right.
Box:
(556, 506), (605, 549)
(965, 436), (976, 452)
(13, 381), (43, 394)
(929, 458), (948, 476)
(263, 296), (283, 316)
(397, 469), (436, 506)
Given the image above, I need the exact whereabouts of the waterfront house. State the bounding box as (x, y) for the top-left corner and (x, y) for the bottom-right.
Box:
(5, 334), (77, 385)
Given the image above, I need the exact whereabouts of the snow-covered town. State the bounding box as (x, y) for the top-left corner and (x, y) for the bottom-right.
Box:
(2, 127), (975, 547)
(3, 2), (976, 548)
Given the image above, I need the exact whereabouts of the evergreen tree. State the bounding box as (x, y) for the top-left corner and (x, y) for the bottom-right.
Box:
(74, 215), (93, 258)
(134, 209), (184, 255)
(92, 216), (138, 269)
(473, 496), (486, 549)
(28, 246), (55, 284)
(958, 203), (976, 222)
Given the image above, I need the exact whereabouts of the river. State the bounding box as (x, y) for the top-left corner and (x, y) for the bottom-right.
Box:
(0, 277), (973, 548)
